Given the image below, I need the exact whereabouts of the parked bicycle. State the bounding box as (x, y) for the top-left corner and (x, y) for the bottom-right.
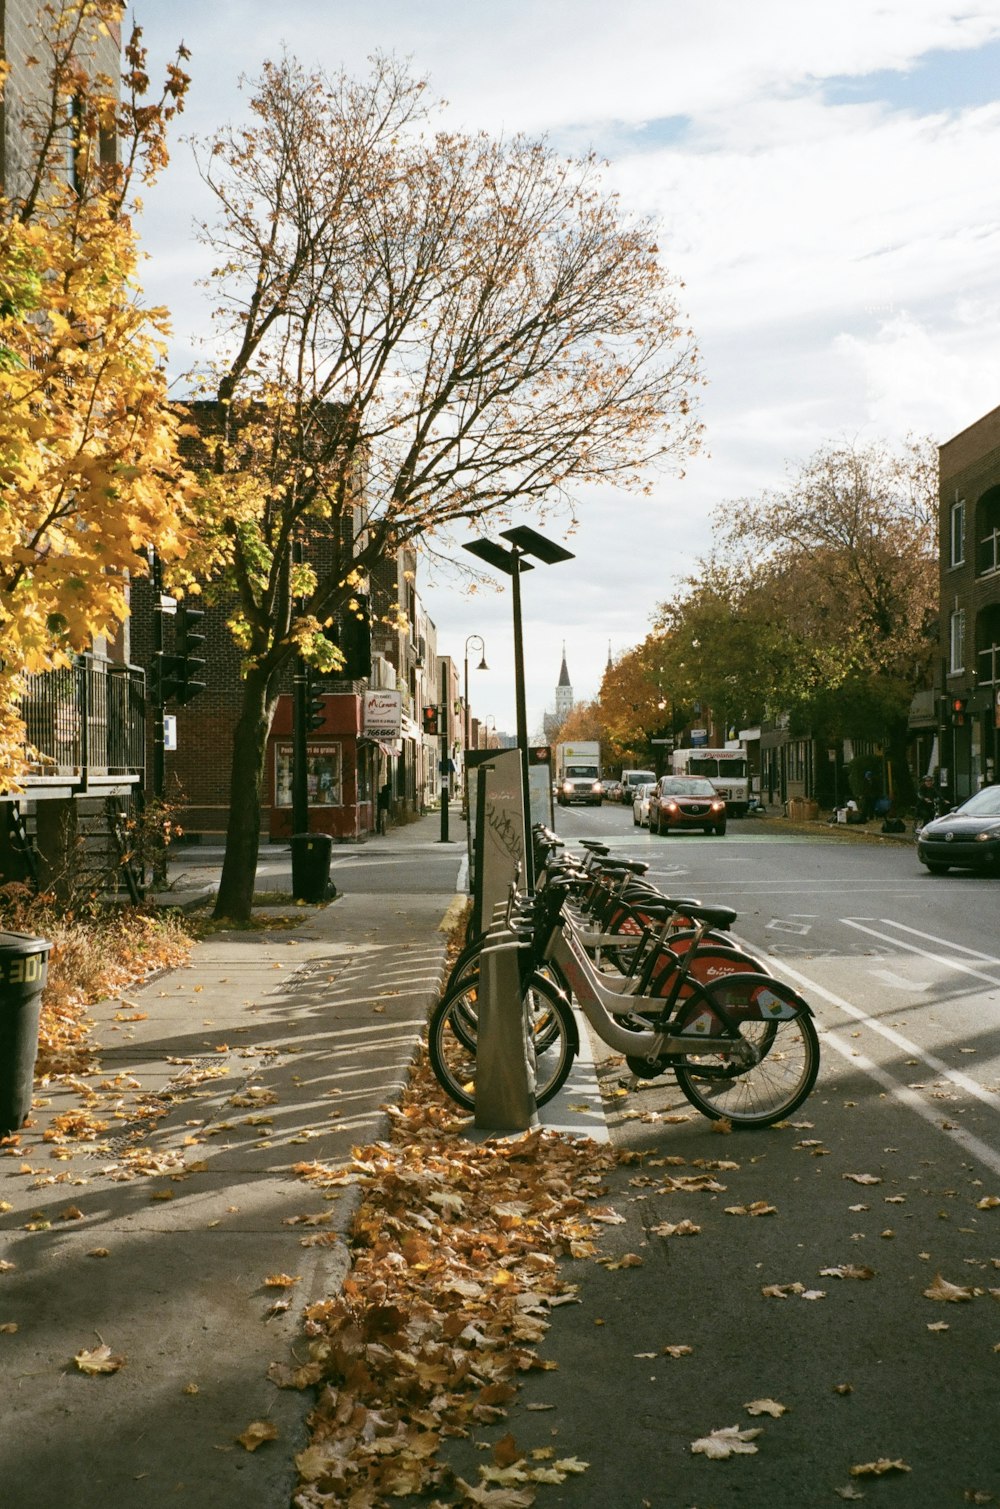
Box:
(428, 842), (819, 1128)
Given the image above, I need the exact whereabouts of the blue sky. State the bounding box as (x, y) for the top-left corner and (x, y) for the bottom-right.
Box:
(135, 2), (1000, 737)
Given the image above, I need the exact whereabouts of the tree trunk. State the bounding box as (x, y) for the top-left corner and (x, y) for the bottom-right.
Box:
(213, 664), (277, 922)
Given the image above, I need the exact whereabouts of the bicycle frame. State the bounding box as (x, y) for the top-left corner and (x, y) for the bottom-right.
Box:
(545, 913), (803, 1066)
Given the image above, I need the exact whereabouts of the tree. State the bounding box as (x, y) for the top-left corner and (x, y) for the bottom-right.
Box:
(0, 3), (192, 787)
(184, 55), (704, 921)
(641, 438), (937, 789)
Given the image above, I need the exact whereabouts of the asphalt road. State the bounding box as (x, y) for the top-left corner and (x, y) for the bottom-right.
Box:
(443, 804), (1000, 1509)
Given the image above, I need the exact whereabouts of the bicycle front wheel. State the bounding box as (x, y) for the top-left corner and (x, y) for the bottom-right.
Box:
(673, 979), (820, 1127)
(427, 972), (577, 1112)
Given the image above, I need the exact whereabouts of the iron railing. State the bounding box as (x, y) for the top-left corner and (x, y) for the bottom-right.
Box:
(19, 655), (146, 783)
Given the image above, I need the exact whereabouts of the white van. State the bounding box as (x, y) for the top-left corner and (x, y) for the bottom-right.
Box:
(620, 769), (656, 804)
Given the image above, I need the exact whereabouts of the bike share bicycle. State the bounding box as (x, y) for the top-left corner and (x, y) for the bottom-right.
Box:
(428, 828), (820, 1128)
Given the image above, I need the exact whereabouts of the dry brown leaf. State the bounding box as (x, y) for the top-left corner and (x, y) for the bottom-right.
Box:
(662, 1344), (694, 1357)
(650, 1219), (700, 1238)
(263, 1272), (301, 1288)
(74, 1343), (125, 1375)
(744, 1398), (787, 1417)
(820, 1265), (876, 1280)
(850, 1458), (911, 1477)
(977, 1195), (1000, 1210)
(237, 1420), (278, 1452)
(0, 1322), (18, 1334)
(924, 1273), (975, 1302)
(843, 1173), (882, 1186)
(690, 1425), (762, 1458)
(454, 1480), (536, 1508)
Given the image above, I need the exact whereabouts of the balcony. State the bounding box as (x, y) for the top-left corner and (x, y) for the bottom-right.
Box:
(11, 655), (146, 799)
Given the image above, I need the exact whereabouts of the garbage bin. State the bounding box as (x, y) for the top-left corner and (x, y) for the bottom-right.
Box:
(290, 832), (334, 903)
(0, 931), (52, 1137)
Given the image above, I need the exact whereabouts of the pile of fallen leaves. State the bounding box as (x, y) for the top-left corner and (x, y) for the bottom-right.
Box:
(279, 1051), (615, 1508)
(0, 883), (192, 1076)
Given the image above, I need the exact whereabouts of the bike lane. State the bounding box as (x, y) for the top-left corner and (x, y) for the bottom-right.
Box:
(426, 830), (1000, 1508)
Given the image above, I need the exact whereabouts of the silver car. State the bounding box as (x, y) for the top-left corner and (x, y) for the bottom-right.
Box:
(632, 781), (656, 828)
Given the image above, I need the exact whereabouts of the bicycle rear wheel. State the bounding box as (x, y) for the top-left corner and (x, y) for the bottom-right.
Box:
(673, 977), (819, 1127)
(427, 972), (577, 1111)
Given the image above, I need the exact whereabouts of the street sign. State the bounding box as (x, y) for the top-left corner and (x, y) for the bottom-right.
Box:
(163, 715), (177, 751)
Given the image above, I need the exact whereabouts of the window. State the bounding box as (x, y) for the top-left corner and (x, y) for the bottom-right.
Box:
(949, 608), (966, 674)
(274, 742), (343, 807)
(977, 487), (1000, 576)
(950, 499), (965, 567)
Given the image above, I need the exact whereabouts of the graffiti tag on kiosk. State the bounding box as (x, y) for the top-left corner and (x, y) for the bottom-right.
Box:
(485, 799), (523, 862)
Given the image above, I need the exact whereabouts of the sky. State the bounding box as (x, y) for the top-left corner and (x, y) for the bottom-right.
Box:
(135, 1), (1000, 740)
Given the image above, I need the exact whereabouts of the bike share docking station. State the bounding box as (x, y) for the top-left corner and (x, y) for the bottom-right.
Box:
(468, 750), (543, 1132)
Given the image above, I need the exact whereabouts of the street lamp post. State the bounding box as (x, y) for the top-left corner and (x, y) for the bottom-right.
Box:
(483, 715), (496, 749)
(463, 525), (574, 887)
(463, 634), (488, 759)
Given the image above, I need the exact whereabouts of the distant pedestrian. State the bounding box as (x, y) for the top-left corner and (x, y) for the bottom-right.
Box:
(377, 780), (392, 835)
(915, 775), (936, 832)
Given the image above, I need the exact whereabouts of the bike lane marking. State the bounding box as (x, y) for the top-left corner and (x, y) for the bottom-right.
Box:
(755, 948), (1000, 1119)
(840, 918), (1000, 989)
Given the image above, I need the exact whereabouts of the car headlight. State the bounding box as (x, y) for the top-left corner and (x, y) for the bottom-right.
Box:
(710, 801), (723, 812)
(974, 831), (1000, 842)
(666, 801), (679, 812)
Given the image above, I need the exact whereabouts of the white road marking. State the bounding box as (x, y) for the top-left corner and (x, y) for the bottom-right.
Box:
(820, 1028), (1000, 1179)
(873, 918), (1000, 966)
(870, 967), (931, 992)
(763, 952), (1000, 1114)
(841, 919), (1000, 988)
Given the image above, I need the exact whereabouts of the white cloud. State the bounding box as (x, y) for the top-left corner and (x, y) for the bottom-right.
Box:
(132, 2), (1000, 733)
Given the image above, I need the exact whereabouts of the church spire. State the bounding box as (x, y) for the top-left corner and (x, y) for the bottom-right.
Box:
(557, 641), (571, 687)
(555, 642), (573, 721)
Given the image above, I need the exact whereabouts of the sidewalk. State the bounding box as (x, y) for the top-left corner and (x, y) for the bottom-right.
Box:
(0, 812), (462, 1508)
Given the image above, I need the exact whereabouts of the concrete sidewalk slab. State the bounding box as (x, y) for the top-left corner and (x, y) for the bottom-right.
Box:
(0, 830), (457, 1509)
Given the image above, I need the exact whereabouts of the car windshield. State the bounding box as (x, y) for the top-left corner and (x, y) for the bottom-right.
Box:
(955, 785), (1000, 817)
(660, 777), (717, 797)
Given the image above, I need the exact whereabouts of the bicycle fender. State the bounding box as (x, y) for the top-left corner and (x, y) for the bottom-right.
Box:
(710, 973), (813, 1021)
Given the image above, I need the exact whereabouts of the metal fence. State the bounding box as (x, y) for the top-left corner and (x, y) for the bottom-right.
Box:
(20, 655), (146, 780)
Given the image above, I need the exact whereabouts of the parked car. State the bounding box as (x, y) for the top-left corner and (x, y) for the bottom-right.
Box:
(632, 782), (656, 828)
(620, 769), (657, 805)
(648, 775), (727, 836)
(604, 780), (624, 803)
(916, 784), (1000, 874)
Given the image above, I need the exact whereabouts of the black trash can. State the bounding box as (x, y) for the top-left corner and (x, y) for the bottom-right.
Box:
(0, 931), (52, 1137)
(290, 832), (334, 903)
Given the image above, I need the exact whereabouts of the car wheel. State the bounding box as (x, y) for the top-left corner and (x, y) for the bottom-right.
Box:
(658, 817), (668, 836)
(716, 820), (727, 836)
(924, 862), (950, 875)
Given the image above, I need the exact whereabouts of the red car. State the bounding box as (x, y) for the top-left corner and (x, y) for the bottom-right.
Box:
(648, 775), (727, 836)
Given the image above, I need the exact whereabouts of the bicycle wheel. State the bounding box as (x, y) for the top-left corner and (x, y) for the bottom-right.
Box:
(427, 971), (577, 1111)
(673, 976), (820, 1128)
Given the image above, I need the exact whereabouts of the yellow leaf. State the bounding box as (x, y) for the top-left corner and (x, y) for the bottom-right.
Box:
(924, 1272), (975, 1302)
(74, 1343), (125, 1375)
(237, 1420), (278, 1451)
(850, 1458), (911, 1477)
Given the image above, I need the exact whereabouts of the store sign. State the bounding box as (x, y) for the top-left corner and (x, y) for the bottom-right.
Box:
(363, 690), (402, 738)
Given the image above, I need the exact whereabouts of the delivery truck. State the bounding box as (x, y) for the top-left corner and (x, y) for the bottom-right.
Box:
(555, 741), (602, 806)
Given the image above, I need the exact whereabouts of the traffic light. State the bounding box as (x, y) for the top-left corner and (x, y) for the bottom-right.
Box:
(952, 696), (968, 727)
(422, 704), (439, 736)
(153, 652), (187, 704)
(306, 677), (325, 731)
(340, 594), (371, 680)
(173, 601), (207, 705)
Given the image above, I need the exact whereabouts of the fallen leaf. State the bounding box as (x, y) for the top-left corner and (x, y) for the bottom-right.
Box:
(820, 1265), (876, 1280)
(74, 1344), (125, 1374)
(0, 1322), (17, 1334)
(263, 1273), (301, 1288)
(927, 1321), (950, 1332)
(834, 1486), (865, 1501)
(690, 1424), (762, 1459)
(662, 1344), (694, 1358)
(977, 1196), (1000, 1210)
(924, 1273), (975, 1303)
(844, 1173), (882, 1186)
(237, 1420), (278, 1451)
(850, 1458), (910, 1477)
(744, 1398), (786, 1417)
(650, 1220), (700, 1238)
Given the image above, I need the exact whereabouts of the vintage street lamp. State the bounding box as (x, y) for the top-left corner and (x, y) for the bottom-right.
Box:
(463, 634), (488, 757)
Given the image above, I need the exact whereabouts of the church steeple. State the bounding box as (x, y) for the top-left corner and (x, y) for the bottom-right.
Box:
(555, 642), (573, 721)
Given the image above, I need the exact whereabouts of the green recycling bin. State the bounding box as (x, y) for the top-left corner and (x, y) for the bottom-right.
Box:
(290, 833), (334, 904)
(0, 931), (52, 1137)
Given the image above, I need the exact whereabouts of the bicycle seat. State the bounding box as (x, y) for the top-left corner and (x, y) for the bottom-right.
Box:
(679, 903), (738, 930)
(580, 840), (609, 853)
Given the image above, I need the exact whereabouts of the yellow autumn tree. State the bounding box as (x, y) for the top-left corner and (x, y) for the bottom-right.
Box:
(0, 2), (192, 786)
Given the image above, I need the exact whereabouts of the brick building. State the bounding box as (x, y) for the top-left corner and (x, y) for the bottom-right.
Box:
(938, 403), (1000, 799)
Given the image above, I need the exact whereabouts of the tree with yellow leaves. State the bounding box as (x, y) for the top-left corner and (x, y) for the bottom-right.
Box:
(0, 2), (192, 787)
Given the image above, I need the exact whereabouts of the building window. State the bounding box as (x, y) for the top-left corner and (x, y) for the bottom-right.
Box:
(274, 742), (343, 807)
(949, 609), (965, 675)
(977, 487), (1000, 576)
(950, 499), (965, 567)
